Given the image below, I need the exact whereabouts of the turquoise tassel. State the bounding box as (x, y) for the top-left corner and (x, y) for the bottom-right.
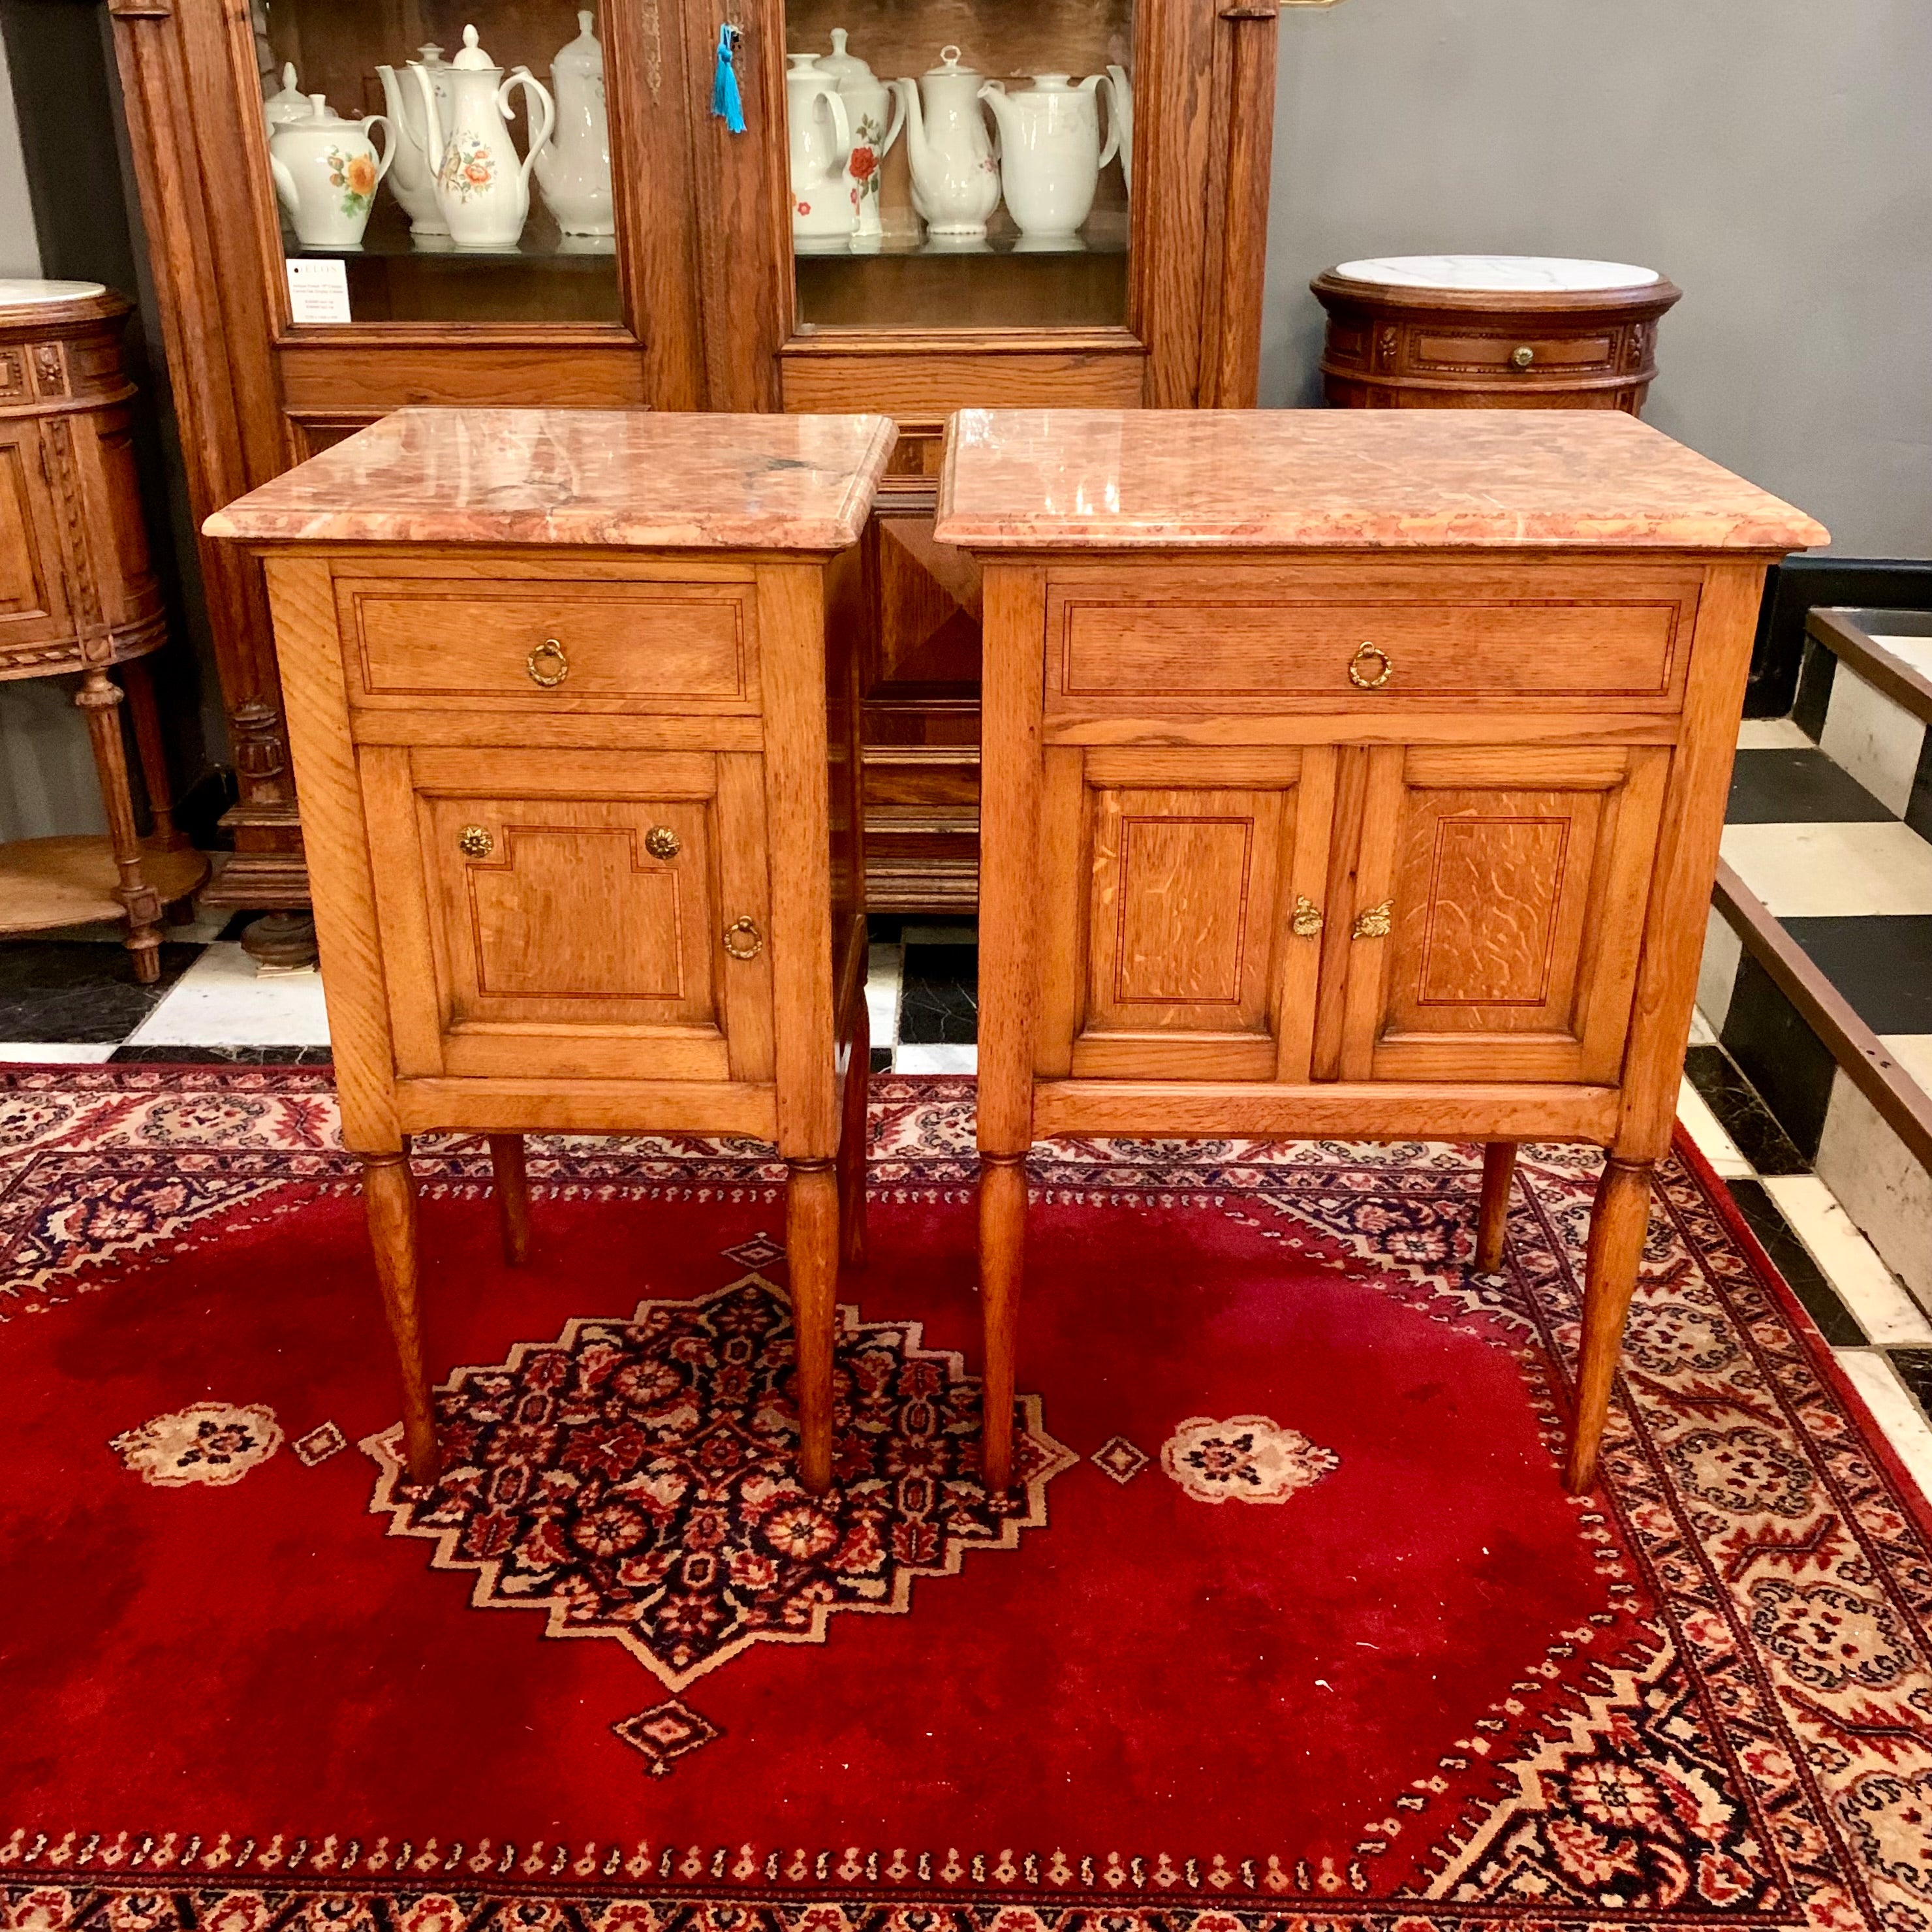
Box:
(711, 25), (746, 133)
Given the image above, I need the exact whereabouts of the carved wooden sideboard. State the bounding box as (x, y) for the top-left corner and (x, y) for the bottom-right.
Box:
(0, 280), (207, 977)
(208, 409), (892, 1490)
(937, 407), (1826, 1495)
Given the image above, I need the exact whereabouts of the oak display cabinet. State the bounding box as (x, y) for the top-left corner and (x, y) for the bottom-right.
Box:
(112, 0), (1317, 933)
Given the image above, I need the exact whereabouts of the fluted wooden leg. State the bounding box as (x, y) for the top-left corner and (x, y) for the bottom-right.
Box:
(837, 999), (869, 1271)
(788, 1158), (839, 1493)
(978, 1151), (1027, 1495)
(1476, 1140), (1518, 1273)
(363, 1149), (438, 1486)
(76, 668), (163, 983)
(122, 657), (190, 851)
(1565, 1157), (1655, 1495)
(488, 1132), (530, 1266)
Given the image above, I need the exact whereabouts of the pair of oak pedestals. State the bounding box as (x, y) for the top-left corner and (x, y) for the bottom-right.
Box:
(209, 406), (1825, 1500)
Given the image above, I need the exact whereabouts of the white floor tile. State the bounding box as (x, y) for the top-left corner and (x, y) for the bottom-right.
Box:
(1695, 903), (1743, 1032)
(901, 924), (978, 946)
(1763, 1173), (1932, 1345)
(894, 1043), (977, 1074)
(0, 1041), (117, 1063)
(1687, 1008), (1718, 1047)
(865, 942), (903, 1050)
(1816, 1070), (1932, 1315)
(1820, 662), (1927, 818)
(1835, 1350), (1932, 1505)
(1870, 633), (1932, 684)
(1677, 1075), (1753, 1177)
(1719, 821), (1932, 918)
(125, 941), (332, 1046)
(1882, 1033), (1932, 1096)
(1736, 716), (1815, 750)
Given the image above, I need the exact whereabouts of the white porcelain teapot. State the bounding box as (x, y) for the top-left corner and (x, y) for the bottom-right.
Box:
(816, 29), (905, 248)
(269, 96), (394, 249)
(786, 54), (854, 249)
(978, 74), (1116, 243)
(896, 46), (999, 240)
(1106, 64), (1134, 194)
(376, 44), (452, 236)
(415, 24), (555, 250)
(533, 11), (613, 236)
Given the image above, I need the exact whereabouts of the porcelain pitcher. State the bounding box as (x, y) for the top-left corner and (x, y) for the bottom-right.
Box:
(816, 29), (905, 247)
(415, 24), (555, 250)
(269, 96), (394, 248)
(533, 11), (613, 236)
(376, 45), (452, 235)
(897, 46), (999, 239)
(978, 74), (1115, 243)
(787, 54), (854, 249)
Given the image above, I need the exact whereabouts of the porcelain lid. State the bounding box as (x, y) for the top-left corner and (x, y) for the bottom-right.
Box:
(450, 24), (498, 70)
(1332, 254), (1662, 293)
(816, 28), (873, 82)
(416, 42), (445, 63)
(922, 44), (979, 79)
(553, 11), (601, 76)
(0, 279), (108, 309)
(263, 62), (309, 119)
(277, 94), (362, 131)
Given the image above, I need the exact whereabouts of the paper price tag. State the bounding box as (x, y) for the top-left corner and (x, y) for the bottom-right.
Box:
(285, 258), (352, 324)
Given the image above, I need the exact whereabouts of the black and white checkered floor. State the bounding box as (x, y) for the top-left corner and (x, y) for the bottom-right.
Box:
(5, 694), (1932, 1493)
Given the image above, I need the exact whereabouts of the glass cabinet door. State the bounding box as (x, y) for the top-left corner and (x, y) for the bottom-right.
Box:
(784, 0), (1134, 331)
(250, 0), (624, 325)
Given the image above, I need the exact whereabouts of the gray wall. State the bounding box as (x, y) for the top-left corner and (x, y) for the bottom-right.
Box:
(1264, 0), (1932, 559)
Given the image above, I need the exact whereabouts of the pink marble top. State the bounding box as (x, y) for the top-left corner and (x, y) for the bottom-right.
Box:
(933, 409), (1828, 552)
(205, 409), (898, 550)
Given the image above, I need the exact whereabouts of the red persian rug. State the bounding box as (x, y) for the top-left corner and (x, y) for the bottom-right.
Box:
(4, 1066), (1932, 1932)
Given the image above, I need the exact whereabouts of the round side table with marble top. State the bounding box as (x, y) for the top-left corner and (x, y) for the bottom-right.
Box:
(0, 278), (208, 982)
(1311, 255), (1682, 413)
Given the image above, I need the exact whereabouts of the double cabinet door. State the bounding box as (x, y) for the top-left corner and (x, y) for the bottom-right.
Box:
(360, 745), (775, 1085)
(1036, 740), (1668, 1089)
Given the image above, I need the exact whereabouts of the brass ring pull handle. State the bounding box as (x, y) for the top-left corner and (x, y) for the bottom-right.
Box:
(1347, 642), (1394, 690)
(526, 638), (569, 687)
(1510, 345), (1536, 369)
(1352, 899), (1393, 941)
(644, 825), (681, 860)
(458, 824), (494, 859)
(723, 916), (764, 960)
(1290, 894), (1324, 939)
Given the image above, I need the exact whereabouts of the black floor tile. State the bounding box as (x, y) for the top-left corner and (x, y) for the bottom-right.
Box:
(868, 1046), (893, 1074)
(1725, 748), (1893, 824)
(1726, 1179), (1867, 1346)
(865, 915), (905, 945)
(1683, 1043), (1811, 1175)
(1792, 638), (1837, 743)
(0, 940), (201, 1042)
(1781, 915), (1932, 1037)
(1717, 954), (1839, 1161)
(898, 941), (977, 1045)
(106, 1043), (333, 1066)
(1907, 732), (1932, 846)
(1884, 1348), (1932, 1426)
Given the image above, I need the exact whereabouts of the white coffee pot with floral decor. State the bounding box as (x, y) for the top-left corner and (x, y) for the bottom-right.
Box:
(786, 54), (854, 249)
(896, 46), (999, 240)
(415, 23), (555, 249)
(376, 44), (453, 236)
(978, 74), (1116, 243)
(533, 11), (613, 236)
(815, 29), (905, 248)
(269, 96), (394, 248)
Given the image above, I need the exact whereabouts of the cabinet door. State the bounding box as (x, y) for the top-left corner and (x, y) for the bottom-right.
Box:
(1339, 745), (1669, 1085)
(361, 745), (773, 1084)
(1036, 747), (1335, 1082)
(0, 419), (66, 649)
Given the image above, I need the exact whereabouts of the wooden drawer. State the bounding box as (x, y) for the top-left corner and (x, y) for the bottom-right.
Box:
(1045, 561), (1702, 713)
(335, 569), (758, 714)
(1409, 328), (1619, 377)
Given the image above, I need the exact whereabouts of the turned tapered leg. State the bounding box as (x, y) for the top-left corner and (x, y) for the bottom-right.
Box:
(362, 1149), (439, 1486)
(788, 1159), (839, 1493)
(488, 1133), (531, 1266)
(978, 1152), (1027, 1495)
(122, 658), (190, 852)
(837, 1001), (870, 1271)
(1565, 1157), (1655, 1494)
(76, 668), (164, 983)
(1476, 1141), (1518, 1274)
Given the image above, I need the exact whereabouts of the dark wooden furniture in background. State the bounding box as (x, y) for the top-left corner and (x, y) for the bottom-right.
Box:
(0, 279), (208, 979)
(1313, 257), (1682, 414)
(110, 0), (1327, 935)
(208, 409), (892, 1490)
(937, 408), (1824, 1495)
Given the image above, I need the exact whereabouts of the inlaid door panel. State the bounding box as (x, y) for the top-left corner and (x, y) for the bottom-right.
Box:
(1037, 747), (1335, 1082)
(360, 745), (773, 1084)
(0, 420), (63, 638)
(1339, 744), (1668, 1084)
